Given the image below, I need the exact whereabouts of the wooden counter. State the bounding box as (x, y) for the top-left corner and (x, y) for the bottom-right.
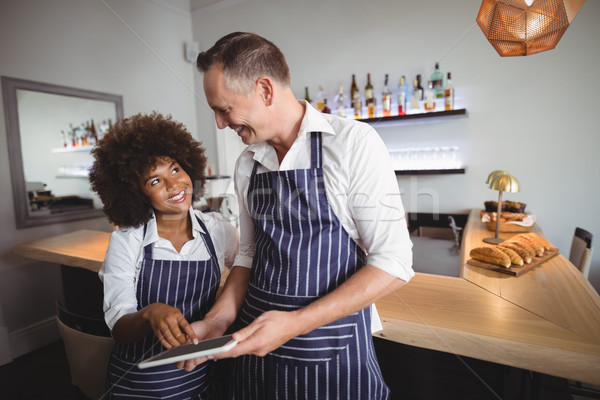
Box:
(12, 212), (600, 385)
(12, 229), (110, 273)
(375, 209), (600, 385)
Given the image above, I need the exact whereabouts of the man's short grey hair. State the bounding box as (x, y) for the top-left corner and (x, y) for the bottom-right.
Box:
(197, 32), (291, 96)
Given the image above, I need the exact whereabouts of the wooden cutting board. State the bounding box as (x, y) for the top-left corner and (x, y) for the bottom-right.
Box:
(466, 247), (559, 277)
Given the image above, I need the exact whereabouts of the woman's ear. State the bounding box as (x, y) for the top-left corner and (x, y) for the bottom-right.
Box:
(256, 76), (274, 106)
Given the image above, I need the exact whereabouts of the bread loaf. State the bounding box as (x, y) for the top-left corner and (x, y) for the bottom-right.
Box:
(515, 235), (544, 256)
(496, 246), (524, 266)
(499, 242), (533, 264)
(522, 232), (552, 250)
(504, 237), (537, 258)
(470, 247), (511, 268)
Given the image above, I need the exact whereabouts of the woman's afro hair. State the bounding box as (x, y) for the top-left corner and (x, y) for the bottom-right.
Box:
(89, 111), (207, 228)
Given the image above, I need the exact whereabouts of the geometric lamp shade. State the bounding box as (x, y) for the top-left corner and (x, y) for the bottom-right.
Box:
(476, 0), (586, 56)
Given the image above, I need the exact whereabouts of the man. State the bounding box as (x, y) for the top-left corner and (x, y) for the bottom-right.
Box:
(185, 32), (413, 399)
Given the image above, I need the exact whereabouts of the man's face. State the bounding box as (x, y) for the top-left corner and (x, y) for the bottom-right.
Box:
(203, 64), (268, 145)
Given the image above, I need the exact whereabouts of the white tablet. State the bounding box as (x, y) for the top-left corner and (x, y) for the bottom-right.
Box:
(137, 335), (238, 369)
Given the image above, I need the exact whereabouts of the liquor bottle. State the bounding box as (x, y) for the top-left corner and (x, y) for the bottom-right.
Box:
(430, 62), (444, 99)
(382, 74), (392, 117)
(90, 119), (98, 145)
(397, 76), (407, 115)
(336, 86), (346, 117)
(322, 98), (331, 114)
(316, 85), (326, 112)
(424, 81), (436, 111)
(351, 75), (361, 119)
(416, 74), (424, 101)
(365, 73), (375, 118)
(444, 72), (455, 111)
(304, 87), (312, 105)
(411, 79), (421, 111)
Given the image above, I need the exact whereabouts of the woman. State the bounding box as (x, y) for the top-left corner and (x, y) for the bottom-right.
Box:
(89, 112), (239, 399)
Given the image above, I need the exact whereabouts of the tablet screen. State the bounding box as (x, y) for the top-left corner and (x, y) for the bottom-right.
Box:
(138, 335), (237, 369)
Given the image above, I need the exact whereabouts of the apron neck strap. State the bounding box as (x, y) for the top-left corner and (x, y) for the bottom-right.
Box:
(310, 131), (322, 169)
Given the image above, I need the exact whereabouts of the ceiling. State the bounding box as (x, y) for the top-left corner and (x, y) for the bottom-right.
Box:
(159, 0), (238, 13)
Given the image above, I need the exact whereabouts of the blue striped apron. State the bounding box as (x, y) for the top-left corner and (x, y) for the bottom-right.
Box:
(232, 132), (390, 399)
(105, 215), (221, 399)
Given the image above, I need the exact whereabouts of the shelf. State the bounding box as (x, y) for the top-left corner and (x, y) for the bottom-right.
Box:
(395, 168), (466, 175)
(359, 108), (466, 124)
(51, 145), (94, 153)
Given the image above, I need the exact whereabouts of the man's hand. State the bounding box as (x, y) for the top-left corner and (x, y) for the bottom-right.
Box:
(222, 310), (300, 358)
(176, 317), (228, 371)
(142, 303), (197, 349)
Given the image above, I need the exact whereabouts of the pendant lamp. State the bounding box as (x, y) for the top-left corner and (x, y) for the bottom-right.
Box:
(476, 0), (586, 56)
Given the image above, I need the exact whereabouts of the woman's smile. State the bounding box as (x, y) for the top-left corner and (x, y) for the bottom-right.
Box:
(167, 189), (186, 203)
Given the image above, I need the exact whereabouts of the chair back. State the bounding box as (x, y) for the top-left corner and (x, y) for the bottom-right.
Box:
(56, 302), (114, 399)
(569, 227), (593, 279)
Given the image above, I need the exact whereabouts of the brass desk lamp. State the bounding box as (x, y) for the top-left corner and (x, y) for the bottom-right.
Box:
(484, 172), (520, 244)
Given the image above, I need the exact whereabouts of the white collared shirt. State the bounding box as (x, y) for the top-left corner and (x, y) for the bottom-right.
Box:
(234, 101), (413, 282)
(99, 208), (239, 330)
(233, 101), (414, 332)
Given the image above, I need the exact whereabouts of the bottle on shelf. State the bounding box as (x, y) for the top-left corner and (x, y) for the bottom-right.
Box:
(444, 72), (455, 111)
(397, 76), (407, 115)
(316, 85), (326, 112)
(304, 87), (312, 105)
(411, 79), (421, 111)
(322, 98), (331, 114)
(424, 81), (436, 111)
(416, 74), (424, 101)
(351, 74), (361, 119)
(90, 119), (98, 145)
(430, 62), (444, 99)
(365, 73), (375, 118)
(382, 74), (392, 117)
(336, 86), (346, 117)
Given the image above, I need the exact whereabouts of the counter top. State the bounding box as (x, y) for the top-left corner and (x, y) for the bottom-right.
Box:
(375, 209), (600, 385)
(12, 211), (600, 384)
(12, 229), (109, 273)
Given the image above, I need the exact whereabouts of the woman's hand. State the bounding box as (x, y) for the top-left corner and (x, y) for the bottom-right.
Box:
(142, 303), (198, 349)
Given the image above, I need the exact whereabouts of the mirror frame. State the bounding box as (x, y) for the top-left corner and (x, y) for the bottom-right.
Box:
(1, 76), (123, 229)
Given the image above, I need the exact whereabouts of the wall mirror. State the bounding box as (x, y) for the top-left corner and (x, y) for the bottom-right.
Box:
(2, 76), (123, 229)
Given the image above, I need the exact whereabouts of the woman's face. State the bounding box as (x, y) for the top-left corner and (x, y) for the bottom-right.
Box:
(139, 157), (193, 219)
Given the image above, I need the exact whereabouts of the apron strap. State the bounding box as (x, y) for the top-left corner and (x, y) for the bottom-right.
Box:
(310, 131), (322, 169)
(142, 223), (153, 259)
(195, 214), (219, 261)
(251, 160), (259, 177)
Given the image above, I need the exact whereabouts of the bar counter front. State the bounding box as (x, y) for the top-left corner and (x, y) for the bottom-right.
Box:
(12, 209), (600, 389)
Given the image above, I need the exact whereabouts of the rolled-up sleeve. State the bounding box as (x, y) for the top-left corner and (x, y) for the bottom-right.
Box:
(346, 126), (414, 282)
(98, 230), (142, 331)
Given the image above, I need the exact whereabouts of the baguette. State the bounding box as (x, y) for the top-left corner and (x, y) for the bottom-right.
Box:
(504, 237), (537, 258)
(499, 242), (533, 264)
(470, 246), (511, 268)
(515, 234), (544, 256)
(522, 232), (552, 250)
(496, 246), (524, 266)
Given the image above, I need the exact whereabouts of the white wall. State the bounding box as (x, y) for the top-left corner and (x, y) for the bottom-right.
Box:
(191, 0), (600, 292)
(0, 0), (200, 361)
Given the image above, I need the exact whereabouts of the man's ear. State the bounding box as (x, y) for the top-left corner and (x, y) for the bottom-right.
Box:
(256, 76), (274, 106)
